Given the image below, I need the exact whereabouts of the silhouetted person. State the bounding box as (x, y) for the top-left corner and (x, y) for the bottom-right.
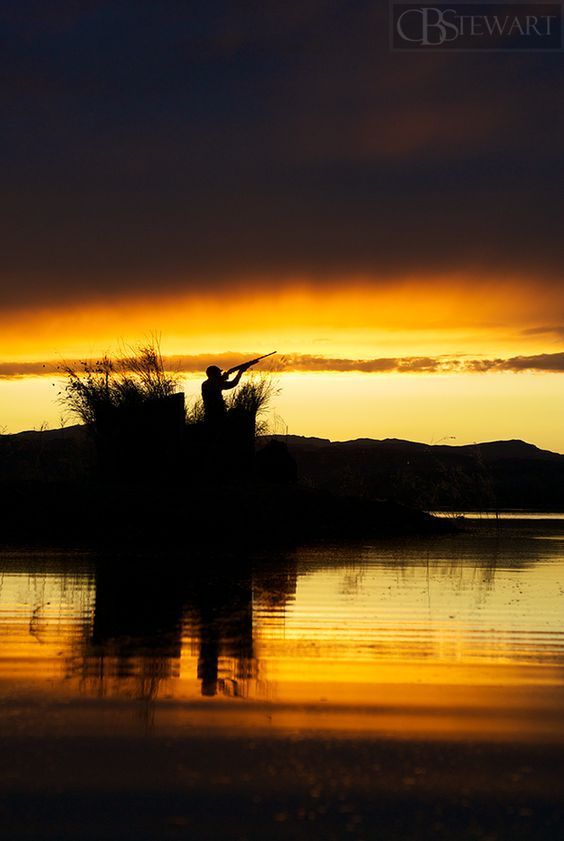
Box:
(201, 364), (248, 427)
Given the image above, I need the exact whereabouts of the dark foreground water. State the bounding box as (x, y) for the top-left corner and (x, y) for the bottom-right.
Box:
(1, 518), (563, 840)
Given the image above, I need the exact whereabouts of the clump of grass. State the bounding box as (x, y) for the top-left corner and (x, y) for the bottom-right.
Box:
(185, 398), (205, 425)
(120, 342), (177, 402)
(185, 372), (278, 434)
(60, 340), (180, 427)
(227, 373), (278, 435)
(60, 356), (114, 427)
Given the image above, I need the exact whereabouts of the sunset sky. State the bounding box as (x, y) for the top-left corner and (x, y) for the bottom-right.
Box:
(1, 2), (563, 450)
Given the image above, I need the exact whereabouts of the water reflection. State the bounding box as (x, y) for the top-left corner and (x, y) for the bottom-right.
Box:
(63, 556), (297, 703)
(2, 531), (563, 841)
(1, 526), (563, 740)
(186, 568), (257, 698)
(72, 563), (185, 700)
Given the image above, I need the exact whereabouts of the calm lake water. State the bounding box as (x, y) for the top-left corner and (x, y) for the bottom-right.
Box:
(1, 518), (563, 840)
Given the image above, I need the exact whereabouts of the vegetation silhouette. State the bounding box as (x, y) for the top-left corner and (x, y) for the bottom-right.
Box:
(0, 340), (455, 547)
(61, 340), (278, 484)
(61, 341), (180, 425)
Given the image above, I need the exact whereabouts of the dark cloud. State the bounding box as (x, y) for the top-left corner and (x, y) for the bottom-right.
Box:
(522, 326), (564, 339)
(2, 350), (564, 379)
(1, 2), (564, 311)
(0, 362), (55, 378)
(469, 353), (564, 373)
(277, 355), (446, 373)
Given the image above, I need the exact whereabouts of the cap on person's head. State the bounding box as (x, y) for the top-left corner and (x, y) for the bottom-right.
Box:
(206, 365), (222, 378)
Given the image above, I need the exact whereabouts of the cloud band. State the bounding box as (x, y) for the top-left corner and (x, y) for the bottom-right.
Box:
(1, 352), (564, 379)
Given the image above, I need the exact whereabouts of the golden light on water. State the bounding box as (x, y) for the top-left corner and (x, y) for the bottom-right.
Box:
(2, 532), (563, 741)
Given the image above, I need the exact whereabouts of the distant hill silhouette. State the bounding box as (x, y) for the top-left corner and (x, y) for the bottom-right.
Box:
(0, 424), (93, 483)
(258, 435), (564, 511)
(0, 425), (448, 545)
(1, 426), (562, 513)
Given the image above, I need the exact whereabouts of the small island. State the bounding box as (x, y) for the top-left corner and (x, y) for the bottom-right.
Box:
(0, 343), (453, 548)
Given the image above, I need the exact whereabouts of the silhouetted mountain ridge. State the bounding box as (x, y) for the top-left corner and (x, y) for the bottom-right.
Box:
(260, 435), (564, 509)
(0, 425), (448, 545)
(268, 434), (563, 459)
(1, 426), (562, 510)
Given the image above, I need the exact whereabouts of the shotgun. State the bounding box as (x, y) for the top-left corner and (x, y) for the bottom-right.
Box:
(225, 351), (277, 376)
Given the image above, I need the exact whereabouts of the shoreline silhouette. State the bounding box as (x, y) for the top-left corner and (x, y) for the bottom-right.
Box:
(0, 345), (560, 549)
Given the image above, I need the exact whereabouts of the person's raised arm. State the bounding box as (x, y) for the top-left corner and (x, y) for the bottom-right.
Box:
(221, 367), (245, 390)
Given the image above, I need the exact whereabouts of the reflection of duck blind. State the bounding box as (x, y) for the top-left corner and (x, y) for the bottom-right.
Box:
(94, 393), (185, 482)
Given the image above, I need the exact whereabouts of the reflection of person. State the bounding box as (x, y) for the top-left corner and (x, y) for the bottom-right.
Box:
(201, 364), (250, 426)
(191, 569), (257, 698)
(198, 618), (220, 697)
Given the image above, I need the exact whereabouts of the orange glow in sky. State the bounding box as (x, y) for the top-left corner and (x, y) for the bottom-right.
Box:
(0, 275), (562, 359)
(0, 276), (563, 450)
